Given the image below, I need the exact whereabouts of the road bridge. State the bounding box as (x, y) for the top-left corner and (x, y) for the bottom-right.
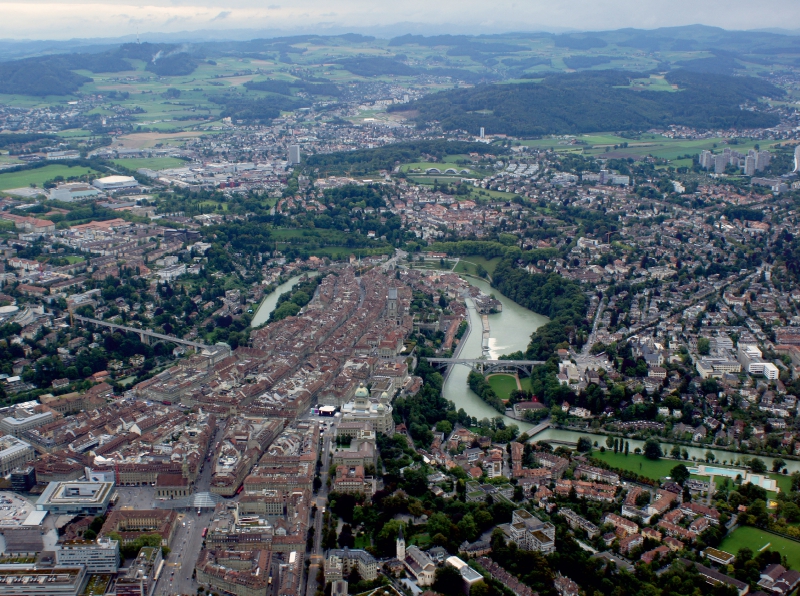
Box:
(426, 358), (545, 375)
(72, 314), (208, 349)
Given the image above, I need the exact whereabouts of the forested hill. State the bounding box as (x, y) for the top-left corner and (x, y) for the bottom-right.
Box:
(0, 42), (200, 96)
(391, 69), (783, 136)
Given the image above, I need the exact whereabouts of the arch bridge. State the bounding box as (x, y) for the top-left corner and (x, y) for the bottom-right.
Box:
(426, 358), (545, 376)
(72, 314), (207, 349)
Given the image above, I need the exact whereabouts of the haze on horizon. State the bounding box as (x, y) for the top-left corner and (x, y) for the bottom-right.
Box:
(1, 0), (799, 41)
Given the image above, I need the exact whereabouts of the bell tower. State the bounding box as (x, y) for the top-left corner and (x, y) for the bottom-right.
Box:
(396, 525), (405, 560)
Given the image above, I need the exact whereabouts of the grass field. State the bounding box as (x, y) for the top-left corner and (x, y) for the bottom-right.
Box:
(400, 162), (476, 175)
(487, 374), (520, 401)
(591, 451), (678, 480)
(453, 256), (502, 279)
(591, 451), (790, 492)
(518, 132), (780, 162)
(111, 157), (188, 171)
(720, 527), (800, 570)
(0, 165), (100, 191)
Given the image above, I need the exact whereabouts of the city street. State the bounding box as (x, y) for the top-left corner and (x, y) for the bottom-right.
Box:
(304, 419), (334, 596)
(158, 509), (215, 596)
(147, 424), (225, 596)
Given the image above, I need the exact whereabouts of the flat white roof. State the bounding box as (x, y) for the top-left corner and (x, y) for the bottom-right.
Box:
(22, 510), (47, 526)
(95, 176), (136, 183)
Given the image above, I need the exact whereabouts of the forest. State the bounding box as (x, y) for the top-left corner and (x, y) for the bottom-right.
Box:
(0, 41), (202, 95)
(209, 94), (310, 123)
(304, 140), (496, 176)
(391, 70), (783, 136)
(244, 79), (342, 97)
(491, 260), (589, 360)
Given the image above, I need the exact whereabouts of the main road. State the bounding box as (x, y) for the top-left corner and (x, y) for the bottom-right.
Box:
(304, 423), (334, 596)
(156, 424), (225, 596)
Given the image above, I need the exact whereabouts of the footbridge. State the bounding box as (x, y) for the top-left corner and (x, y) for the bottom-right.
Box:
(426, 358), (545, 375)
(72, 314), (208, 349)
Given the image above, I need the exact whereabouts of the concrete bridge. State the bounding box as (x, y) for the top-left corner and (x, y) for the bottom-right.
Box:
(426, 358), (545, 375)
(72, 314), (207, 349)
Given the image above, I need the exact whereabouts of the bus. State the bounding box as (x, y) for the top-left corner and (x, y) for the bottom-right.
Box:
(154, 560), (165, 583)
(236, 485), (244, 495)
(202, 527), (208, 538)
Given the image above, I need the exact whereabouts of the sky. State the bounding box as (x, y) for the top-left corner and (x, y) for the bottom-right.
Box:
(1, 0), (800, 40)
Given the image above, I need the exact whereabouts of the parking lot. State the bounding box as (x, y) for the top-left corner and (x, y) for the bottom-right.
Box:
(0, 492), (34, 526)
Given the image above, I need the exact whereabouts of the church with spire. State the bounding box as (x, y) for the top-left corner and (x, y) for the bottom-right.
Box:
(395, 525), (435, 586)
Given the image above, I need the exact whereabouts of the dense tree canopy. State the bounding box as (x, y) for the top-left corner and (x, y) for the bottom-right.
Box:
(394, 70), (782, 136)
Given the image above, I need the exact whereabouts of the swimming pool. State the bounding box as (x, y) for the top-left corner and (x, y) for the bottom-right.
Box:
(691, 465), (743, 478)
(689, 464), (778, 491)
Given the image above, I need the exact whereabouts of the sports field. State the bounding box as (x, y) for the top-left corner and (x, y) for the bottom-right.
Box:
(487, 374), (520, 401)
(0, 165), (100, 191)
(720, 527), (800, 570)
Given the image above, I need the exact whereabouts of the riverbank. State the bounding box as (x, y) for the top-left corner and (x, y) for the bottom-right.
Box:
(250, 271), (318, 327)
(526, 425), (800, 475)
(441, 276), (548, 429)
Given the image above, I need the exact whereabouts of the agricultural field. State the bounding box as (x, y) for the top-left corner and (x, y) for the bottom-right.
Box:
(720, 526), (800, 570)
(111, 157), (188, 171)
(0, 155), (24, 165)
(56, 129), (94, 139)
(487, 374), (520, 401)
(519, 132), (780, 162)
(0, 165), (100, 191)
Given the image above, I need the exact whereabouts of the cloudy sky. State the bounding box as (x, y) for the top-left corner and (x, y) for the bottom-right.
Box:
(1, 0), (799, 40)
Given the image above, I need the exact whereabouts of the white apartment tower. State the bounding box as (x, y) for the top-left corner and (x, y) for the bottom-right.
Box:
(288, 144), (301, 165)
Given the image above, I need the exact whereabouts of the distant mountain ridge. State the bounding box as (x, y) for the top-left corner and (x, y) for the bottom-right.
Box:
(390, 69), (783, 136)
(0, 24), (798, 97)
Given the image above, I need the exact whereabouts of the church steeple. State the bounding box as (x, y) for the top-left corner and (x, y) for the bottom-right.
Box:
(396, 525), (405, 560)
